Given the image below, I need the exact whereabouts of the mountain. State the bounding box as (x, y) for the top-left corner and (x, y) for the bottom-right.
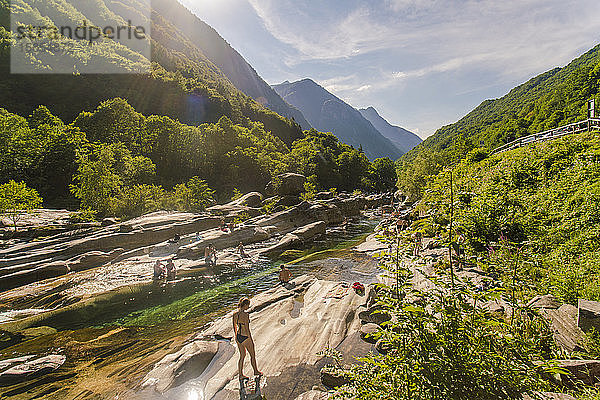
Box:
(397, 43), (600, 199)
(150, 0), (312, 130)
(359, 107), (421, 153)
(0, 0), (303, 145)
(272, 79), (403, 160)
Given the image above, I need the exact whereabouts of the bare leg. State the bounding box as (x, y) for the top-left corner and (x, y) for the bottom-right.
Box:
(237, 342), (247, 379)
(246, 339), (261, 376)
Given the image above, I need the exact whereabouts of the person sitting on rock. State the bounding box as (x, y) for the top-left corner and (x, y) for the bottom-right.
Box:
(166, 259), (176, 280)
(278, 265), (291, 284)
(220, 221), (229, 232)
(153, 260), (165, 279)
(233, 297), (262, 381)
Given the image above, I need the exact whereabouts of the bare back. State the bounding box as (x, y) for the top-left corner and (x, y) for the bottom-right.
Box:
(233, 310), (250, 337)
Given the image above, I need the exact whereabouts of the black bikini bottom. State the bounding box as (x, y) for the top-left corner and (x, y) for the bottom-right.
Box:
(236, 334), (249, 344)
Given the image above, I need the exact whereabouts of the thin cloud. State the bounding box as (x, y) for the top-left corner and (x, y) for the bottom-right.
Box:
(239, 0), (600, 137)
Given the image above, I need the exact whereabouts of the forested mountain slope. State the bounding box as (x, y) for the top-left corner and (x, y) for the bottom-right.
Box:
(397, 44), (600, 199)
(0, 0), (303, 145)
(151, 0), (312, 130)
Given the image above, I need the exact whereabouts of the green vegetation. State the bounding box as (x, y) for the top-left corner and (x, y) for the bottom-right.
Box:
(398, 44), (600, 199)
(419, 132), (600, 304)
(289, 130), (398, 193)
(0, 180), (42, 230)
(0, 100), (395, 219)
(0, 0), (304, 146)
(328, 248), (558, 399)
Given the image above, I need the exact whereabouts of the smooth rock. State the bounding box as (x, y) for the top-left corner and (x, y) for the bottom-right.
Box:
(320, 369), (349, 388)
(527, 294), (560, 309)
(360, 323), (379, 344)
(21, 326), (57, 338)
(578, 298), (600, 332)
(101, 218), (118, 227)
(144, 276), (365, 397)
(266, 173), (306, 196)
(143, 340), (219, 393)
(0, 354), (65, 385)
(0, 355), (36, 371)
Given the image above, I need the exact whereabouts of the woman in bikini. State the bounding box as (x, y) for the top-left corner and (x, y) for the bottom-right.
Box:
(232, 297), (262, 380)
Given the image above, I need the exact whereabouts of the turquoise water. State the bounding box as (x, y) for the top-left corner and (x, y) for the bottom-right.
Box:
(40, 219), (379, 331)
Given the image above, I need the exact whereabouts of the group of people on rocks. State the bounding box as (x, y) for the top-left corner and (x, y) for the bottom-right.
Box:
(153, 258), (177, 280)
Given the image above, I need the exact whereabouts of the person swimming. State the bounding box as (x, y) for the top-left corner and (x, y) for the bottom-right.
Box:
(233, 298), (262, 380)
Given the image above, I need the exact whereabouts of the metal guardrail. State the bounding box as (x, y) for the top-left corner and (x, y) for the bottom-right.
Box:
(491, 118), (600, 154)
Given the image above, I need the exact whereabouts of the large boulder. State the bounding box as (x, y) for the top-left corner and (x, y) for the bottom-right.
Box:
(550, 360), (600, 386)
(233, 192), (264, 208)
(266, 173), (306, 196)
(578, 299), (600, 332)
(260, 221), (326, 256)
(540, 304), (588, 353)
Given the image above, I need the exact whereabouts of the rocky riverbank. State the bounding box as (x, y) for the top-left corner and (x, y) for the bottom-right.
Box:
(136, 274), (373, 399)
(0, 174), (396, 399)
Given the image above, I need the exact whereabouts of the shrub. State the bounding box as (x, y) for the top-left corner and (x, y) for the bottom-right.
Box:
(173, 176), (215, 212)
(330, 256), (558, 399)
(0, 180), (43, 231)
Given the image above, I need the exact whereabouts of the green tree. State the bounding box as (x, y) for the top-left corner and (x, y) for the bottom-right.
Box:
(0, 180), (43, 231)
(70, 142), (156, 215)
(367, 157), (397, 192)
(173, 176), (215, 212)
(337, 149), (370, 192)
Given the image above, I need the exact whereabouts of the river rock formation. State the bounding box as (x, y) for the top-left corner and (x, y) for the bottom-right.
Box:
(139, 275), (373, 399)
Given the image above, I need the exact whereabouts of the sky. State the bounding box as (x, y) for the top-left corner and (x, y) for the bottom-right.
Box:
(178, 0), (600, 139)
